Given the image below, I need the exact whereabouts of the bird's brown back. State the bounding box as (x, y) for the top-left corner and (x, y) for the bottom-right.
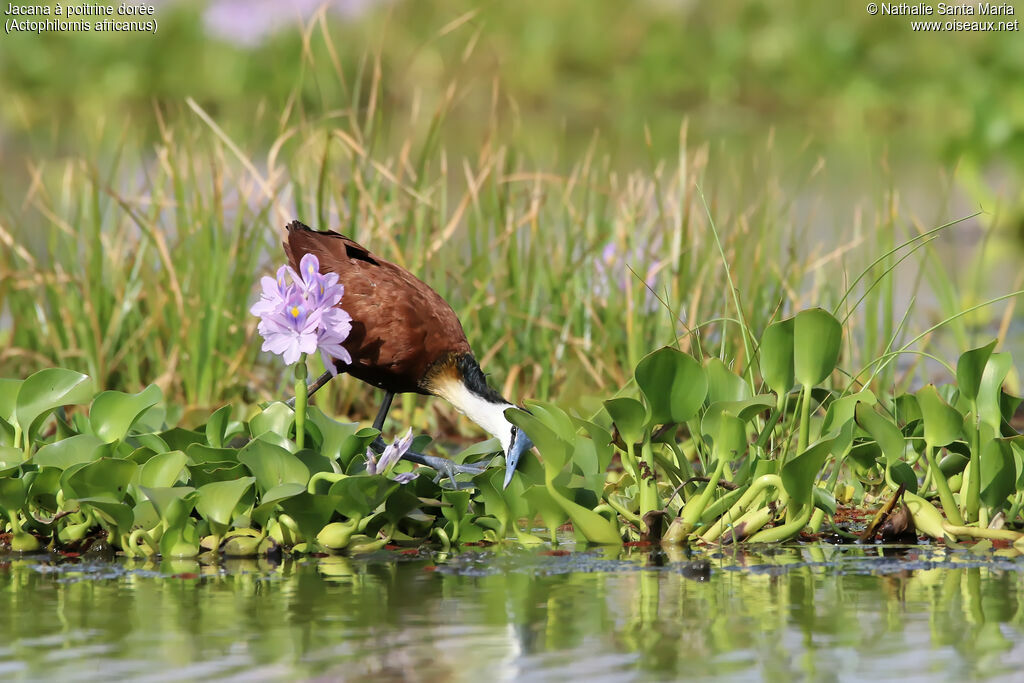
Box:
(284, 221), (472, 395)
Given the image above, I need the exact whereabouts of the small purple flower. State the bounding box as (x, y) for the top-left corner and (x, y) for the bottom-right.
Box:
(365, 428), (418, 483)
(250, 253), (353, 370)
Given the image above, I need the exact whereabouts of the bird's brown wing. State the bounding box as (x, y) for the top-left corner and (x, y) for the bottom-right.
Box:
(284, 222), (471, 395)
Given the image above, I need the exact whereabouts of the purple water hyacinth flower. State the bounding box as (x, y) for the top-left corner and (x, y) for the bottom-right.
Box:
(250, 253), (353, 370)
(365, 428), (418, 482)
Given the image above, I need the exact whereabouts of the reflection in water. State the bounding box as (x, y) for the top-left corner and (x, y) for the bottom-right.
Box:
(1, 545), (1023, 681)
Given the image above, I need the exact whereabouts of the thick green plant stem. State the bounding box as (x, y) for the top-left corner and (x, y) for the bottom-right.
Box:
(925, 445), (964, 526)
(797, 383), (812, 457)
(963, 421), (980, 523)
(637, 441), (661, 516)
(294, 354), (308, 450)
(701, 474), (784, 542)
(809, 456), (843, 533)
(680, 456), (727, 533)
(746, 503), (813, 543)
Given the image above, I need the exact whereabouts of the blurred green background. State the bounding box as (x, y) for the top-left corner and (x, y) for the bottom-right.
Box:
(1, 0), (1022, 421)
(3, 0), (1023, 165)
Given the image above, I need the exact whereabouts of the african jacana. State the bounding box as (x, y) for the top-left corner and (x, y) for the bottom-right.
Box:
(283, 220), (533, 488)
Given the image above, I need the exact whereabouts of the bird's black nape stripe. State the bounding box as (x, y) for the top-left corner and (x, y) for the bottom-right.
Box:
(456, 354), (508, 405)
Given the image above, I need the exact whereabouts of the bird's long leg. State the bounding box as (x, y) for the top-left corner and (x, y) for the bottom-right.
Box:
(285, 371), (335, 409)
(366, 390), (485, 487)
(372, 392), (394, 431)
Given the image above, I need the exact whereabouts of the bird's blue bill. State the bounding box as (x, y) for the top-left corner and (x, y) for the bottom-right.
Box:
(503, 429), (534, 489)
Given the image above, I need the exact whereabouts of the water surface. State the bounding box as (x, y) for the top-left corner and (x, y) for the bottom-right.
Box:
(2, 544), (1023, 681)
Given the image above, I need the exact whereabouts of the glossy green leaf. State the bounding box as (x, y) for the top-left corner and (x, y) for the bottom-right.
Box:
(158, 428), (206, 452)
(186, 443), (239, 465)
(706, 358), (752, 404)
(338, 428), (381, 471)
(76, 497), (134, 533)
(204, 404), (234, 448)
(0, 378), (23, 423)
(89, 384), (162, 443)
(195, 477), (256, 532)
(980, 437), (1016, 510)
(140, 486), (196, 523)
(0, 477), (26, 511)
(916, 384), (962, 449)
(781, 438), (836, 508)
(956, 340), (997, 403)
(793, 308), (842, 387)
(138, 450), (188, 488)
(508, 408), (571, 472)
(27, 467), (62, 511)
(701, 409), (747, 463)
(978, 352), (1013, 432)
(249, 401), (294, 440)
(822, 390), (876, 433)
(279, 492), (338, 544)
(635, 346), (707, 425)
(239, 439), (310, 492)
(0, 446), (22, 477)
(441, 490), (472, 524)
(63, 458), (138, 501)
(0, 417), (15, 448)
(329, 475), (398, 518)
(252, 482), (306, 528)
(31, 434), (105, 470)
(522, 485), (568, 539)
(854, 403), (905, 466)
(306, 407), (360, 460)
(603, 397), (647, 445)
(888, 461), (919, 494)
(759, 317), (795, 395)
(15, 368), (94, 442)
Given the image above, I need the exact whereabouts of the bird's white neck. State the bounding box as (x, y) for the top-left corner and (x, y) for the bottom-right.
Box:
(431, 377), (515, 454)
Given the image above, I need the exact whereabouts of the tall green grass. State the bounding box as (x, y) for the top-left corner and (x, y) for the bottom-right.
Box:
(0, 17), (1018, 436)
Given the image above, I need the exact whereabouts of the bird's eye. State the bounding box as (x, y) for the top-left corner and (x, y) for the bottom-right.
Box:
(510, 425), (518, 447)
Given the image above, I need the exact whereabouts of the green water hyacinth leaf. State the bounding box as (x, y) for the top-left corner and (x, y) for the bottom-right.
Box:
(76, 497), (134, 534)
(249, 402), (295, 441)
(980, 435), (1016, 509)
(978, 353), (1013, 432)
(27, 467), (62, 511)
(635, 346), (707, 426)
(704, 410), (747, 463)
(186, 444), (239, 465)
(239, 439), (310, 493)
(781, 438), (836, 509)
(822, 390), (876, 433)
(204, 404), (234, 449)
(279, 492), (338, 544)
(889, 461), (919, 494)
(0, 378), (22, 423)
(706, 358), (752, 404)
(196, 477), (256, 534)
(15, 368), (94, 443)
(509, 408), (571, 472)
(0, 417), (15, 448)
(794, 309), (842, 387)
(523, 485), (568, 541)
(31, 434), (105, 470)
(759, 317), (795, 396)
(64, 458), (138, 501)
(0, 477), (27, 511)
(916, 384), (962, 448)
(956, 340), (997, 403)
(855, 403), (906, 466)
(252, 482), (306, 528)
(305, 407), (359, 459)
(0, 446), (21, 476)
(89, 384), (163, 443)
(603, 397), (647, 445)
(138, 450), (189, 488)
(158, 428), (206, 452)
(339, 428), (382, 472)
(329, 475), (399, 519)
(140, 486), (196, 521)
